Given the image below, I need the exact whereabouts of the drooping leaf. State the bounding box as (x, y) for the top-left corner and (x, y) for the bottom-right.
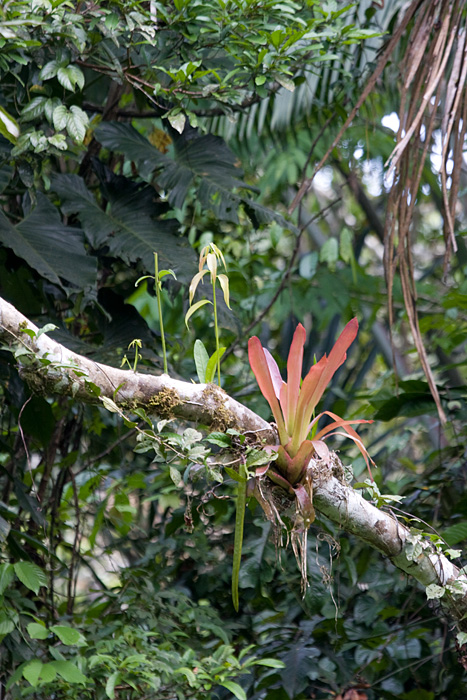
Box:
(13, 561), (47, 595)
(0, 193), (97, 296)
(220, 680), (247, 700)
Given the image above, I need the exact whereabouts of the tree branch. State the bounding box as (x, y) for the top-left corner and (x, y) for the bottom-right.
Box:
(1, 295), (466, 632)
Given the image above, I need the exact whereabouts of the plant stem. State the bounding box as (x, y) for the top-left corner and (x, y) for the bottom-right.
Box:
(212, 276), (221, 386)
(155, 253), (168, 374)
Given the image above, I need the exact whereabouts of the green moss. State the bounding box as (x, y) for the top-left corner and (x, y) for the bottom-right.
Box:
(201, 384), (238, 432)
(146, 387), (181, 417)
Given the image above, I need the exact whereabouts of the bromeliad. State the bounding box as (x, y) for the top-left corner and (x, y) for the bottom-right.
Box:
(248, 318), (374, 527)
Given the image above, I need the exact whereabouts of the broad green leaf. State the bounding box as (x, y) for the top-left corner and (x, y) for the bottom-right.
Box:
(0, 193), (97, 296)
(27, 622), (48, 640)
(0, 563), (14, 594)
(426, 584), (445, 599)
(44, 97), (61, 123)
(50, 660), (87, 684)
(51, 173), (196, 284)
(220, 680), (247, 700)
(39, 664), (57, 684)
(53, 104), (68, 131)
(13, 561), (47, 595)
(22, 660), (42, 687)
(168, 111), (186, 133)
(20, 97), (46, 122)
(57, 64), (85, 92)
(205, 432), (232, 447)
(0, 614), (15, 636)
(319, 237), (339, 270)
(48, 133), (67, 150)
(95, 122), (293, 228)
(169, 466), (183, 486)
(185, 299), (212, 328)
(39, 59), (59, 81)
(442, 521), (467, 546)
(66, 105), (89, 143)
(194, 338), (209, 383)
(205, 347), (226, 383)
(50, 625), (87, 646)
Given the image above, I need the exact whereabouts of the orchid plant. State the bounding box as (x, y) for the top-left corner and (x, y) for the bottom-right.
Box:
(248, 318), (374, 527)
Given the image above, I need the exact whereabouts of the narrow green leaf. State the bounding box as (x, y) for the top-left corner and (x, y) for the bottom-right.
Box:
(254, 658), (286, 668)
(205, 347), (226, 383)
(184, 299), (212, 328)
(105, 670), (120, 699)
(232, 462), (248, 612)
(224, 466), (247, 483)
(14, 561), (47, 595)
(194, 339), (209, 383)
(220, 680), (247, 700)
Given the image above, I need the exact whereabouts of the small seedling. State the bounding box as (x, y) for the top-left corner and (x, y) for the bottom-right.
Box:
(185, 243), (231, 386)
(135, 252), (176, 374)
(121, 338), (142, 373)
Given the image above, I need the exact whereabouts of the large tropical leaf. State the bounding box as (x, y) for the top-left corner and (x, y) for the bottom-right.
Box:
(0, 193), (97, 296)
(94, 122), (295, 229)
(51, 171), (196, 284)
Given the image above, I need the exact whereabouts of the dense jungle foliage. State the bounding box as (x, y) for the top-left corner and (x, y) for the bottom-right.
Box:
(0, 1), (467, 698)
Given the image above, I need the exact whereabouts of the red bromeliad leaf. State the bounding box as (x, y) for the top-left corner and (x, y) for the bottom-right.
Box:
(263, 347), (284, 399)
(291, 318), (358, 452)
(293, 483), (315, 526)
(319, 410), (375, 478)
(248, 336), (288, 444)
(285, 323), (306, 436)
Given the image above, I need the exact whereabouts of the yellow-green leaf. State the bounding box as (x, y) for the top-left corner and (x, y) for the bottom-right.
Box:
(184, 299), (212, 328)
(218, 274), (231, 309)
